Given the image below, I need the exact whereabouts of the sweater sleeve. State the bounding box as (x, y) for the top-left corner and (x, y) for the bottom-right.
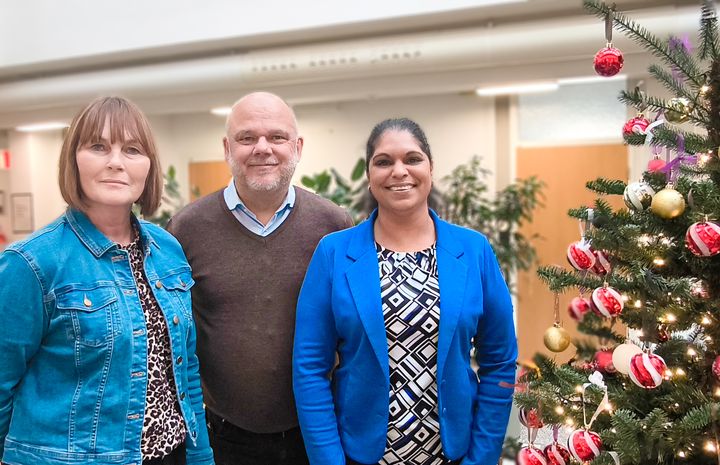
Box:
(293, 239), (346, 465)
(463, 238), (517, 465)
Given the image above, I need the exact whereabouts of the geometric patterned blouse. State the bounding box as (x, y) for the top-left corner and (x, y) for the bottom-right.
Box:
(376, 243), (455, 465)
(121, 232), (186, 460)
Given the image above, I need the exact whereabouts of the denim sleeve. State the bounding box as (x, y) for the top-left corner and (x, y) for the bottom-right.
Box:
(184, 310), (214, 465)
(293, 240), (345, 465)
(463, 238), (517, 465)
(0, 250), (46, 459)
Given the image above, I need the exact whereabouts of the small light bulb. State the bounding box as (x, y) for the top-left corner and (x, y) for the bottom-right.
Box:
(705, 441), (717, 453)
(634, 300), (642, 308)
(621, 294), (629, 302)
(665, 370), (674, 378)
(555, 406), (565, 415)
(653, 257), (666, 266)
(687, 348), (697, 357)
(699, 153), (711, 166)
(701, 316), (711, 325)
(575, 385), (583, 393)
(611, 428), (617, 433)
(714, 387), (720, 397)
(678, 451), (686, 458)
(565, 418), (574, 426)
(701, 85), (710, 93)
(676, 368), (686, 376)
(674, 403), (680, 407)
(666, 313), (677, 323)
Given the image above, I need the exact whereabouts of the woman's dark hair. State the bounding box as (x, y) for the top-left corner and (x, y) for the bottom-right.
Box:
(365, 117), (432, 173)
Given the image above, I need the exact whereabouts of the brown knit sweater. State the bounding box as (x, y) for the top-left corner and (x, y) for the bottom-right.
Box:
(167, 187), (353, 433)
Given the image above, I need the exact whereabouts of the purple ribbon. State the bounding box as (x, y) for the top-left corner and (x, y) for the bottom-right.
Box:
(660, 134), (697, 182)
(669, 35), (692, 82)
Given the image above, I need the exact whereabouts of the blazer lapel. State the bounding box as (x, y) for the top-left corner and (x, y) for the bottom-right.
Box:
(345, 212), (390, 377)
(433, 211), (467, 384)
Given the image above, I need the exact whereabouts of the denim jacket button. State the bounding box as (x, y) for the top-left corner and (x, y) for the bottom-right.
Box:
(173, 315), (180, 325)
(83, 295), (92, 307)
(180, 392), (186, 400)
(155, 280), (163, 289)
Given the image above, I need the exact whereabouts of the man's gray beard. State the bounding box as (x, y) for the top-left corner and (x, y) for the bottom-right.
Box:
(231, 153), (299, 193)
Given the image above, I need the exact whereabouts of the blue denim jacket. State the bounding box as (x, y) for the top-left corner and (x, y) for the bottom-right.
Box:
(0, 208), (214, 465)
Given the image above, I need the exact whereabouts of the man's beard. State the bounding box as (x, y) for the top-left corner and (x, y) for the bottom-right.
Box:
(231, 153), (299, 193)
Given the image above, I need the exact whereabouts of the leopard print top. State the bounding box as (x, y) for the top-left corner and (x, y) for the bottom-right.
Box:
(121, 232), (186, 459)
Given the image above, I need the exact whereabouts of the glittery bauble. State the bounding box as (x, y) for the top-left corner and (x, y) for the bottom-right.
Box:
(591, 249), (611, 276)
(544, 325), (571, 353)
(594, 46), (624, 77)
(518, 446), (548, 465)
(568, 296), (591, 321)
(651, 187), (686, 219)
(568, 429), (603, 462)
(612, 343), (643, 375)
(567, 241), (596, 271)
(647, 157), (667, 173)
(685, 221), (720, 256)
(656, 324), (670, 343)
(624, 181), (655, 211)
(590, 286), (624, 318)
(629, 352), (667, 389)
(543, 443), (572, 465)
(665, 97), (692, 123)
(518, 407), (544, 429)
(622, 115), (650, 137)
(594, 349), (617, 374)
(713, 355), (720, 381)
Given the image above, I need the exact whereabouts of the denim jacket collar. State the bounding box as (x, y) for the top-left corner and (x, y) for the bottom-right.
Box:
(64, 207), (159, 258)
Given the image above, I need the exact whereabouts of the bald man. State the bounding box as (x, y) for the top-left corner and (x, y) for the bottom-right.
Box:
(168, 92), (353, 465)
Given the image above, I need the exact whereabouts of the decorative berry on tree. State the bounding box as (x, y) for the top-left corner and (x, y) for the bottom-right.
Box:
(515, 1), (720, 463)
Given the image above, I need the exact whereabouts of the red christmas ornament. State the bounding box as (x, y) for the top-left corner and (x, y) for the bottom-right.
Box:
(594, 46), (624, 77)
(686, 221), (720, 257)
(629, 352), (667, 389)
(594, 349), (617, 374)
(518, 446), (548, 465)
(590, 286), (624, 318)
(567, 241), (596, 271)
(518, 407), (544, 429)
(713, 355), (720, 381)
(543, 443), (571, 465)
(656, 324), (670, 343)
(647, 157), (666, 173)
(622, 115), (650, 137)
(568, 296), (591, 322)
(591, 249), (611, 276)
(568, 429), (603, 462)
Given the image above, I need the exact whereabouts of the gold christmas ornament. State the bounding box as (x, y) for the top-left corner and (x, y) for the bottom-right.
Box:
(665, 97), (692, 123)
(651, 186), (686, 219)
(544, 324), (571, 353)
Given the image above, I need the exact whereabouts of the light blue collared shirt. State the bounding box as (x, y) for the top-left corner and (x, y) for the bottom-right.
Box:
(223, 178), (295, 236)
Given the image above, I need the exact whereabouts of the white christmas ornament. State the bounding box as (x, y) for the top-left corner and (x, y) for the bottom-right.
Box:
(612, 343), (643, 375)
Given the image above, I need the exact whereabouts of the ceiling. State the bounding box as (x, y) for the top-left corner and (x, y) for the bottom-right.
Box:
(0, 0), (701, 128)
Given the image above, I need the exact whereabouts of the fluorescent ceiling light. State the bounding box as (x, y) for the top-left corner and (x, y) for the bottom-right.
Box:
(210, 107), (232, 116)
(558, 74), (627, 85)
(475, 82), (558, 96)
(15, 122), (68, 132)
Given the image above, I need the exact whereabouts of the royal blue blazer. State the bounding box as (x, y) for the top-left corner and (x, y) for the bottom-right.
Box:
(293, 210), (518, 465)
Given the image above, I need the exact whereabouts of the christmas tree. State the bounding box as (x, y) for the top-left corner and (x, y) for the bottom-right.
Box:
(514, 1), (720, 464)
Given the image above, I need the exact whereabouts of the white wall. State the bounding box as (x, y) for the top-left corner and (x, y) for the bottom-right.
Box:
(155, 93), (497, 203)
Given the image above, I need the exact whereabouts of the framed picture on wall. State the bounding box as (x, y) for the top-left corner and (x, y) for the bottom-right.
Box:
(11, 193), (33, 233)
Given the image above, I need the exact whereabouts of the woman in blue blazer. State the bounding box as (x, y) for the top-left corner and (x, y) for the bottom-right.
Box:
(293, 118), (517, 465)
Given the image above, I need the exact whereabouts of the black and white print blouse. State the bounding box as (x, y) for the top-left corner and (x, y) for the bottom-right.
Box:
(121, 232), (186, 460)
(376, 243), (454, 465)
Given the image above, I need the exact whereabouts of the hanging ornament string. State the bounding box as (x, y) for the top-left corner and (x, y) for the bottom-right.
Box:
(582, 371), (610, 430)
(554, 292), (561, 324)
(644, 111), (665, 146)
(605, 6), (614, 44)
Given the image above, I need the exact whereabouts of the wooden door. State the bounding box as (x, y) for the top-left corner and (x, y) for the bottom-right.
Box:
(515, 144), (628, 362)
(188, 161), (232, 201)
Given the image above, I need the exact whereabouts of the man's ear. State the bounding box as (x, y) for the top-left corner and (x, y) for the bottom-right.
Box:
(295, 136), (304, 160)
(223, 137), (230, 161)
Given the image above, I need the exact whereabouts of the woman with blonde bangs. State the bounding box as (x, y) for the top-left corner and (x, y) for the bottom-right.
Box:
(0, 96), (214, 465)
